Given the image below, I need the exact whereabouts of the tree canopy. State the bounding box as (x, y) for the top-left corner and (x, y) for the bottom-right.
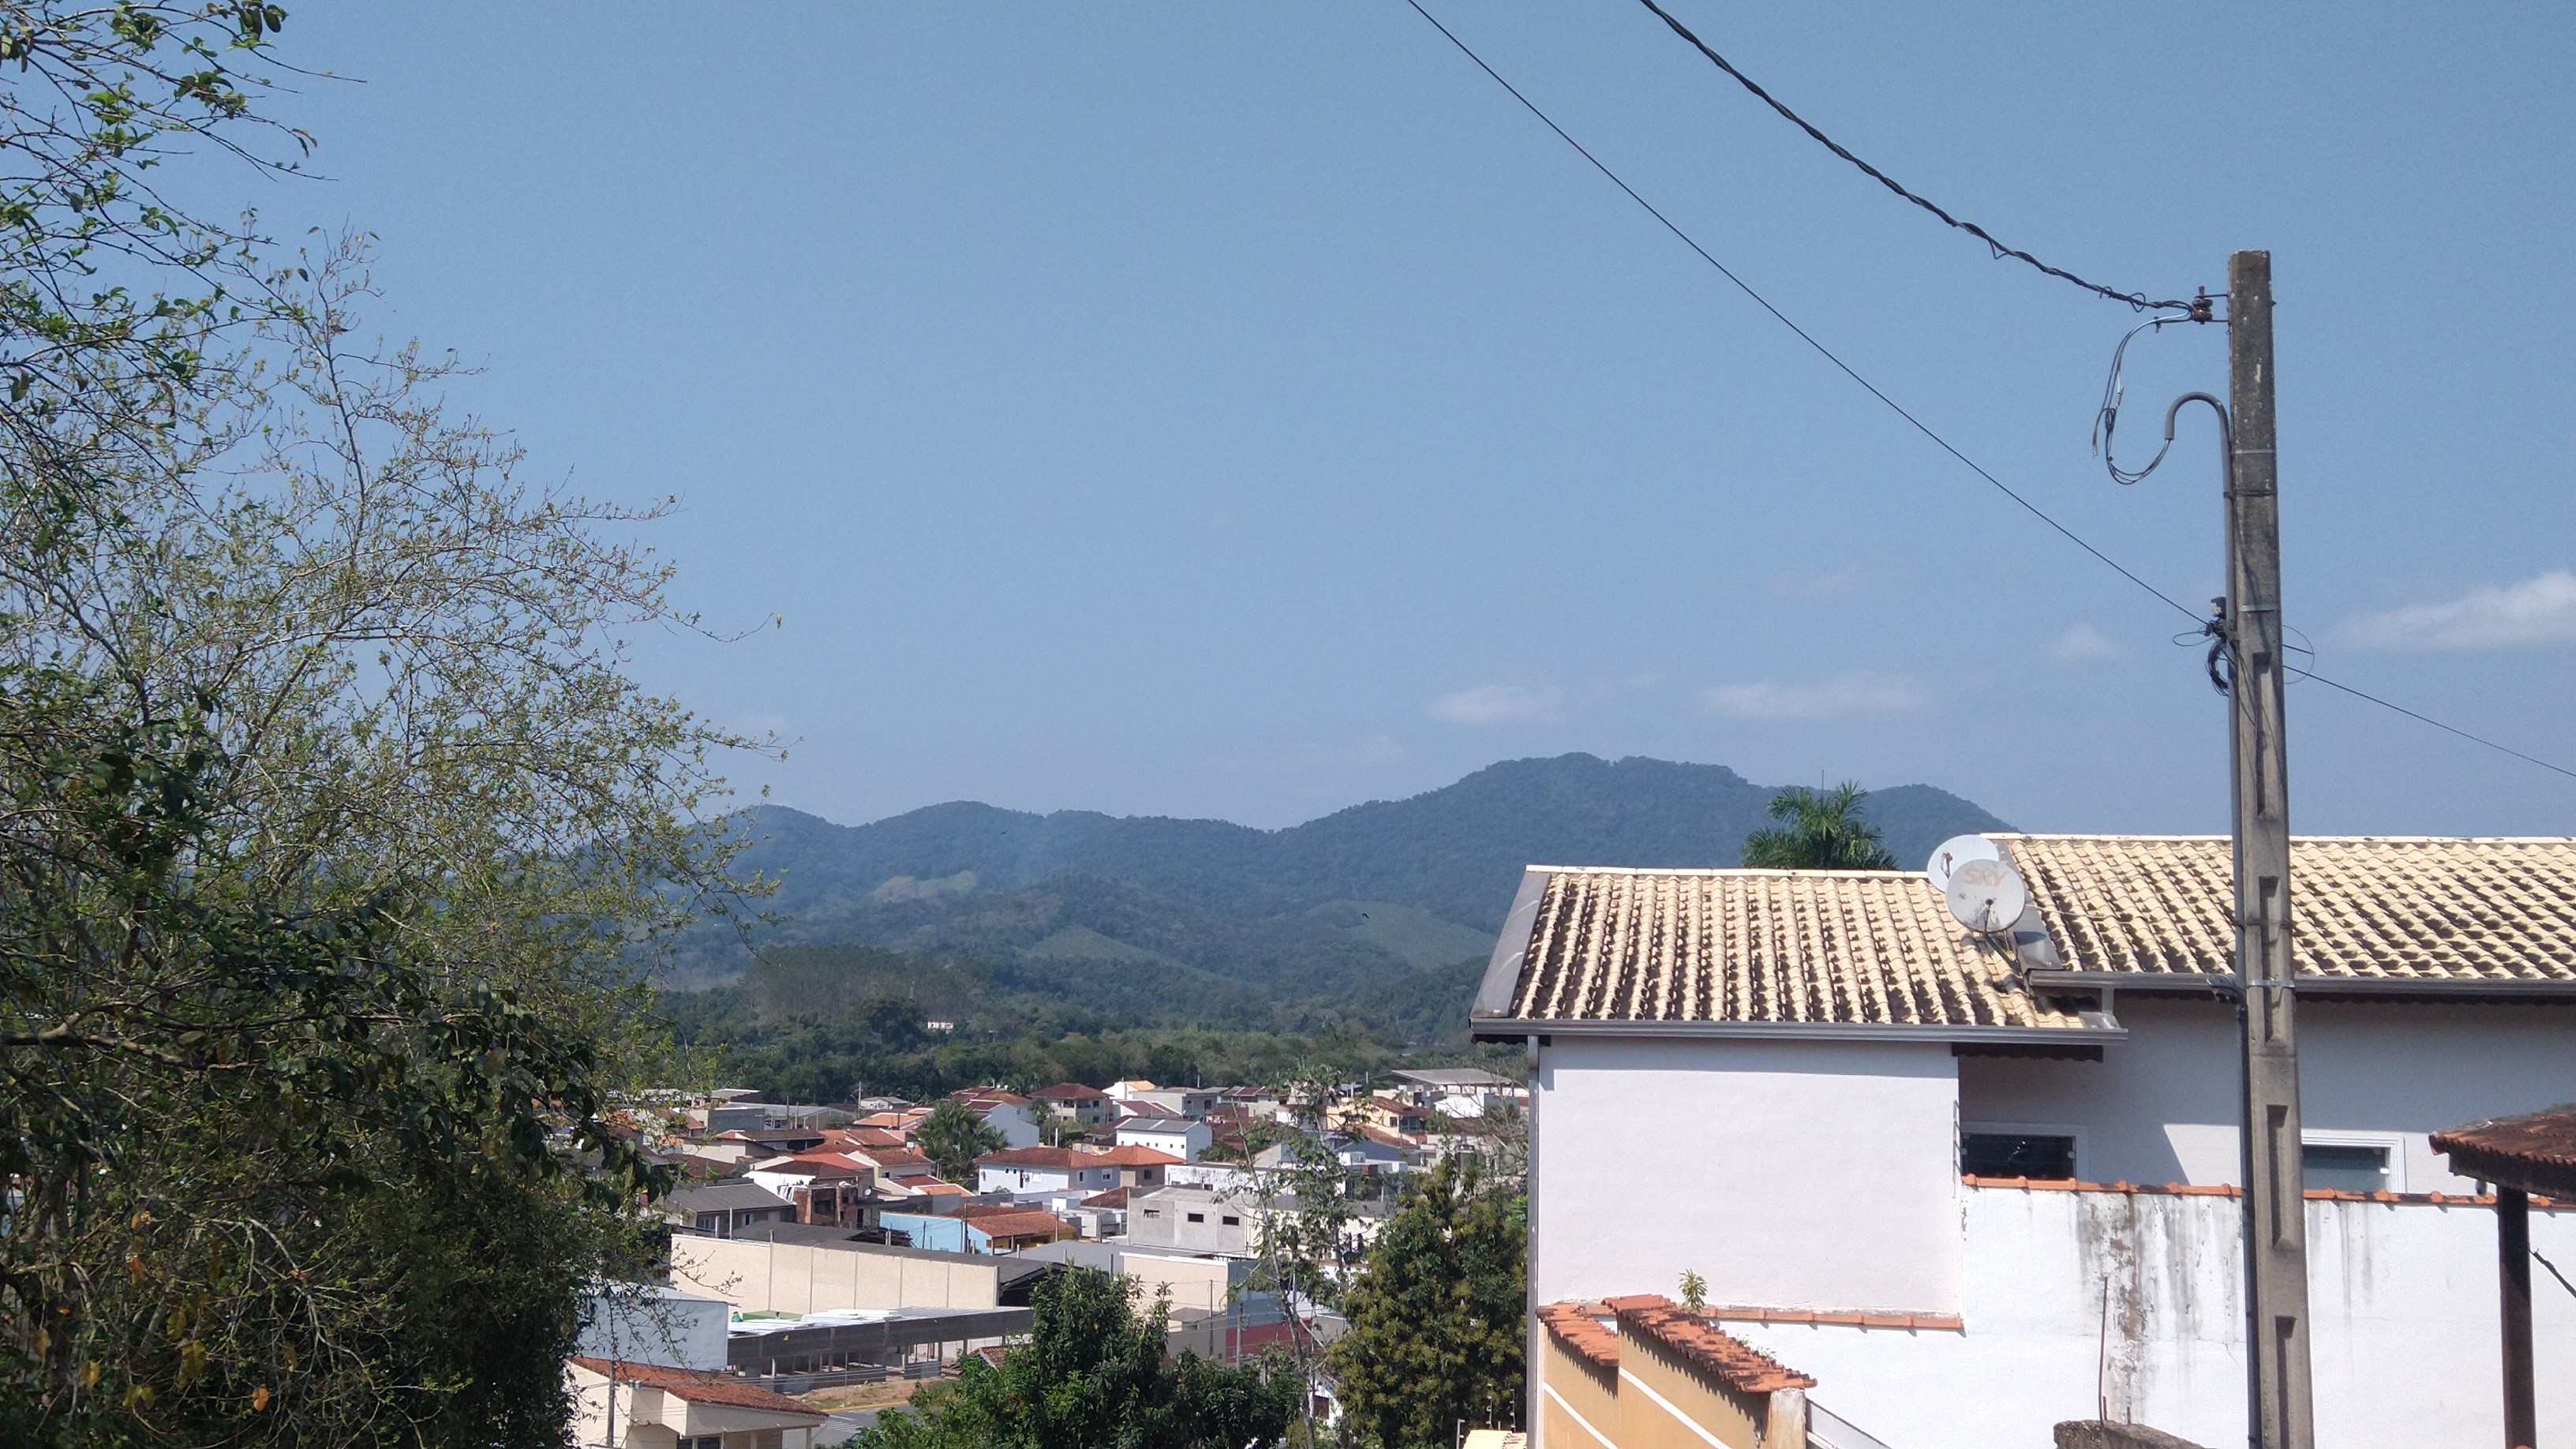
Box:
(1328, 1157), (1526, 1449)
(856, 1268), (1300, 1449)
(0, 5), (754, 1443)
(1739, 781), (1901, 871)
(916, 1098), (1009, 1184)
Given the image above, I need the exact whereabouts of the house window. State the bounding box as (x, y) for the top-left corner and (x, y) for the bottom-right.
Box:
(2303, 1143), (2391, 1193)
(1143, 1208), (1160, 1218)
(1960, 1132), (2077, 1180)
(1186, 1211), (1205, 1223)
(1221, 1215), (1240, 1226)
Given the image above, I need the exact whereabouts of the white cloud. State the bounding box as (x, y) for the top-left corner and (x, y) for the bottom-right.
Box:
(2048, 623), (2121, 664)
(1768, 563), (1867, 598)
(2342, 570), (2576, 651)
(1698, 672), (1926, 721)
(1428, 684), (1560, 726)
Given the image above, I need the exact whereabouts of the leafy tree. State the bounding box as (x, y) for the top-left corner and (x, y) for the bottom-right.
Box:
(0, 7), (757, 1442)
(1739, 781), (1900, 871)
(1328, 1158), (1526, 1449)
(856, 1268), (1299, 1449)
(916, 1098), (1007, 1184)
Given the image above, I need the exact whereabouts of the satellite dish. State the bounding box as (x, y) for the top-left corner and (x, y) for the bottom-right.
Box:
(1926, 834), (2003, 894)
(1945, 856), (2028, 935)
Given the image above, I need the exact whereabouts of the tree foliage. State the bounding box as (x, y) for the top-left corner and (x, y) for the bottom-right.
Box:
(0, 6), (756, 1443)
(1739, 781), (1900, 871)
(915, 1098), (1006, 1185)
(1328, 1158), (1526, 1449)
(856, 1268), (1300, 1449)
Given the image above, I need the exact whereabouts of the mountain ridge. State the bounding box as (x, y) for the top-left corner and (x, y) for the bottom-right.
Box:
(671, 755), (2013, 1012)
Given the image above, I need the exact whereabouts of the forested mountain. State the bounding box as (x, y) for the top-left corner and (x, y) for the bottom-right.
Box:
(668, 754), (2011, 1017)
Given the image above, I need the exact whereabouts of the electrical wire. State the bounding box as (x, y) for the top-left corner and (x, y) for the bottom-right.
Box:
(1411, 2), (2576, 788)
(1398, 0), (2206, 628)
(2288, 666), (2576, 783)
(1631, 0), (2197, 313)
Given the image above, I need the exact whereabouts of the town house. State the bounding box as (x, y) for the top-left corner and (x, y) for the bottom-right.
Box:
(1476, 835), (2576, 1449)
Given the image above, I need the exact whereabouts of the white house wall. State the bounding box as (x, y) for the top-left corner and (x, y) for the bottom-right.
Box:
(1959, 998), (2574, 1189)
(1723, 1185), (2576, 1449)
(1533, 1035), (1962, 1313)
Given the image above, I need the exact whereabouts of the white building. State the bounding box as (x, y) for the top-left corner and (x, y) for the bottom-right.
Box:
(1477, 836), (2576, 1449)
(1125, 1185), (1259, 1256)
(1114, 1114), (1212, 1163)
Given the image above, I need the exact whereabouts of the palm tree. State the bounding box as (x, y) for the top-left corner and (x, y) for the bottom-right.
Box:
(1740, 781), (1900, 870)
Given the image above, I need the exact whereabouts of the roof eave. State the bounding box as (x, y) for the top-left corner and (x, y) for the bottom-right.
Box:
(1469, 1017), (2124, 1046)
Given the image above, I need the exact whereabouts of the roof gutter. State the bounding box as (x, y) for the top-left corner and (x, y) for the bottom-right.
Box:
(1470, 1017), (2125, 1046)
(2026, 970), (2576, 1001)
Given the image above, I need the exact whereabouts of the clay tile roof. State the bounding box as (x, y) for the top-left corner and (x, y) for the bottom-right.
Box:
(1611, 1296), (1818, 1395)
(1537, 1302), (1619, 1372)
(1035, 1081), (1109, 1100)
(2432, 1107), (2576, 1198)
(1080, 1187), (1131, 1208)
(1486, 838), (2576, 1032)
(571, 1359), (825, 1417)
(1091, 1145), (1183, 1166)
(1999, 835), (2576, 983)
(1489, 868), (2095, 1032)
(963, 1208), (1069, 1239)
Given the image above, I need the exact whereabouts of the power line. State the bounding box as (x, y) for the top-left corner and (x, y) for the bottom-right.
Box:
(1631, 0), (2198, 313)
(2290, 667), (2576, 783)
(1398, 0), (2203, 627)
(1401, 1), (2576, 788)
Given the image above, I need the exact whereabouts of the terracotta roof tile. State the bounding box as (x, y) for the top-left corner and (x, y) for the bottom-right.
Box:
(1537, 1302), (1619, 1372)
(1496, 868), (2090, 1030)
(1490, 837), (2576, 1031)
(1612, 1295), (1816, 1395)
(2431, 1108), (2576, 1198)
(571, 1359), (824, 1417)
(2002, 834), (2576, 981)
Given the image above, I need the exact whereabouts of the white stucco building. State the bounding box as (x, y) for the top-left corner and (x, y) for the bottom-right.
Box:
(1477, 835), (2576, 1449)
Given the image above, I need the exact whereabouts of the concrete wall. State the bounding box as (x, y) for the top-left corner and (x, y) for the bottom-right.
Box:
(1126, 1188), (1255, 1256)
(1533, 1036), (1963, 1312)
(1541, 1333), (1621, 1449)
(1619, 1330), (1773, 1449)
(1722, 1185), (2576, 1449)
(1959, 998), (2575, 1189)
(668, 1236), (998, 1314)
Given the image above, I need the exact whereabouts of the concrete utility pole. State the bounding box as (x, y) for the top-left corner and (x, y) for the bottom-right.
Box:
(2225, 249), (2315, 1449)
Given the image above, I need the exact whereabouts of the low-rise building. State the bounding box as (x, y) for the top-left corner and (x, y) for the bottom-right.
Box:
(1125, 1185), (1258, 1256)
(1113, 1113), (1212, 1163)
(1032, 1081), (1118, 1125)
(663, 1180), (796, 1238)
(1484, 837), (2576, 1449)
(567, 1357), (826, 1448)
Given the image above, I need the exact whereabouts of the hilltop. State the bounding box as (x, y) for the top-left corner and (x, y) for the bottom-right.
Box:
(668, 755), (2011, 1036)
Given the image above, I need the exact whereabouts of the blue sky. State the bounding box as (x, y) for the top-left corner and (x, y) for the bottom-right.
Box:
(246, 2), (2574, 835)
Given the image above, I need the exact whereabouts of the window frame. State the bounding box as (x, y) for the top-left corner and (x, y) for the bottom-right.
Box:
(2301, 1129), (2407, 1193)
(1958, 1120), (2088, 1181)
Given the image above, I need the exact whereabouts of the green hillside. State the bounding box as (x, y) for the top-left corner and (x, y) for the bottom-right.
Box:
(661, 756), (2011, 1049)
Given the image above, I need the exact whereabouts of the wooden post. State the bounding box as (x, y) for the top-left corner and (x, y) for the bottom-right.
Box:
(2499, 1186), (2536, 1449)
(2227, 249), (2316, 1449)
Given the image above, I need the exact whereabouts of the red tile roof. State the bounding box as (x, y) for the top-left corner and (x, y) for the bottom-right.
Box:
(2432, 1108), (2576, 1199)
(957, 1088), (1032, 1107)
(964, 1208), (1072, 1241)
(571, 1359), (826, 1417)
(1609, 1295), (1817, 1395)
(1080, 1187), (1132, 1209)
(1090, 1145), (1182, 1167)
(1035, 1081), (1110, 1101)
(1538, 1302), (1619, 1372)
